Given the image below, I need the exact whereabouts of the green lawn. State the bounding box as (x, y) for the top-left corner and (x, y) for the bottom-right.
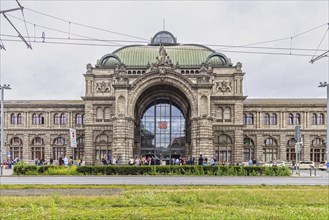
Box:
(1, 185), (328, 219)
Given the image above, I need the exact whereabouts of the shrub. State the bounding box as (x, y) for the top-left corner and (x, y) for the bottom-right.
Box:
(13, 165), (290, 176)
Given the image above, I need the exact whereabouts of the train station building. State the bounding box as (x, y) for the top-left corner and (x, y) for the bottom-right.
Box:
(3, 31), (327, 165)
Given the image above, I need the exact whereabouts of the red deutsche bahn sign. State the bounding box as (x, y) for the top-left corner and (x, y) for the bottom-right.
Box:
(158, 121), (168, 129)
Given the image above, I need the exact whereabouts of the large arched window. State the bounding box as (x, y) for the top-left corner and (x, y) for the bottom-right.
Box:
(76, 114), (83, 125)
(60, 113), (66, 125)
(247, 113), (254, 125)
(96, 107), (103, 122)
(216, 107), (223, 121)
(310, 138), (325, 163)
(104, 108), (111, 122)
(312, 113), (317, 125)
(17, 113), (23, 125)
(95, 134), (111, 161)
(10, 113), (16, 124)
(32, 114), (38, 125)
(53, 137), (66, 160)
(215, 134), (233, 163)
(318, 113), (324, 125)
(74, 136), (85, 160)
(39, 114), (45, 125)
(271, 113), (277, 125)
(288, 113), (294, 125)
(140, 98), (186, 158)
(264, 113), (270, 125)
(31, 137), (44, 160)
(295, 113), (301, 125)
(9, 137), (23, 159)
(263, 137), (278, 162)
(243, 137), (255, 162)
(286, 138), (297, 162)
(54, 114), (60, 125)
(224, 107), (231, 121)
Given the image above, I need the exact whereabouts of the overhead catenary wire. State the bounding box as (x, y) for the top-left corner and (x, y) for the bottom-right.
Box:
(24, 7), (328, 51)
(18, 1), (32, 49)
(310, 25), (329, 61)
(2, 9), (328, 58)
(25, 7), (149, 41)
(5, 13), (125, 47)
(217, 23), (328, 50)
(1, 33), (327, 54)
(0, 37), (320, 57)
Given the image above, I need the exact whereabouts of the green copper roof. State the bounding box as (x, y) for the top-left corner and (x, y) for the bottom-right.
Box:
(104, 44), (215, 68)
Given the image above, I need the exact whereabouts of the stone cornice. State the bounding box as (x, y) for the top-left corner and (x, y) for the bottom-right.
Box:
(211, 96), (247, 101)
(83, 73), (95, 77)
(94, 75), (114, 79)
(243, 128), (326, 133)
(5, 104), (84, 109)
(81, 96), (115, 101)
(233, 72), (245, 76)
(195, 84), (213, 89)
(112, 84), (131, 89)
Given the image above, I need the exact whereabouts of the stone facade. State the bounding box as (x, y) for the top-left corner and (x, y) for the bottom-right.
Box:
(2, 31), (327, 165)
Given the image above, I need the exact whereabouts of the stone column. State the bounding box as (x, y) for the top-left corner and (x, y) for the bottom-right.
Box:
(22, 133), (32, 163)
(255, 134), (264, 163)
(112, 116), (134, 165)
(84, 127), (94, 165)
(194, 117), (213, 161)
(44, 133), (51, 160)
(23, 133), (29, 162)
(302, 133), (311, 161)
(190, 117), (198, 162)
(234, 129), (244, 163)
(279, 134), (288, 161)
(84, 101), (95, 165)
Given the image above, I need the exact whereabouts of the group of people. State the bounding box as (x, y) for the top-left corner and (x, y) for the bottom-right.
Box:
(2, 157), (20, 169)
(101, 156), (120, 166)
(34, 156), (84, 166)
(198, 155), (217, 166)
(34, 157), (52, 166)
(99, 155), (219, 166)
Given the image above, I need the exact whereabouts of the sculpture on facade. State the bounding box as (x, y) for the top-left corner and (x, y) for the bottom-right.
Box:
(215, 80), (232, 94)
(148, 44), (174, 73)
(114, 63), (129, 85)
(95, 81), (112, 93)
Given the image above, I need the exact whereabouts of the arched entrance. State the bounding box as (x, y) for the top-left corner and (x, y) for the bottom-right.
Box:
(134, 84), (191, 162)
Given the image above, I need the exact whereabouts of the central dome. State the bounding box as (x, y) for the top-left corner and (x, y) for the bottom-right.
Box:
(97, 31), (231, 68)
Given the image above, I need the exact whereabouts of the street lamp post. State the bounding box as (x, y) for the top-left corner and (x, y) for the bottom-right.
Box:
(0, 84), (11, 176)
(318, 82), (329, 171)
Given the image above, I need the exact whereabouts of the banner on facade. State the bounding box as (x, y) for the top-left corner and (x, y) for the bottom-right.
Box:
(69, 128), (77, 148)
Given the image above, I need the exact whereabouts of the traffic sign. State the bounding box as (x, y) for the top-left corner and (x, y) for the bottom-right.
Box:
(326, 162), (329, 168)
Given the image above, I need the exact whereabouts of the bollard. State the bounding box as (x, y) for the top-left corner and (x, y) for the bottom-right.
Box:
(314, 167), (316, 176)
(310, 168), (312, 176)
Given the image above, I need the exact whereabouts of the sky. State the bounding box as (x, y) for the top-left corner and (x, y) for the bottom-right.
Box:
(0, 0), (328, 100)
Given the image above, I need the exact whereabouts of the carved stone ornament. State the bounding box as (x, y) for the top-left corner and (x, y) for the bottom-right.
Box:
(86, 63), (93, 72)
(114, 63), (129, 85)
(215, 80), (232, 94)
(116, 75), (129, 85)
(198, 63), (213, 75)
(95, 81), (112, 93)
(149, 44), (175, 72)
(197, 75), (210, 84)
(114, 63), (127, 76)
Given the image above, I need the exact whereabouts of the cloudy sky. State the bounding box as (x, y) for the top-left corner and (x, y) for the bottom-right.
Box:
(0, 0), (328, 100)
